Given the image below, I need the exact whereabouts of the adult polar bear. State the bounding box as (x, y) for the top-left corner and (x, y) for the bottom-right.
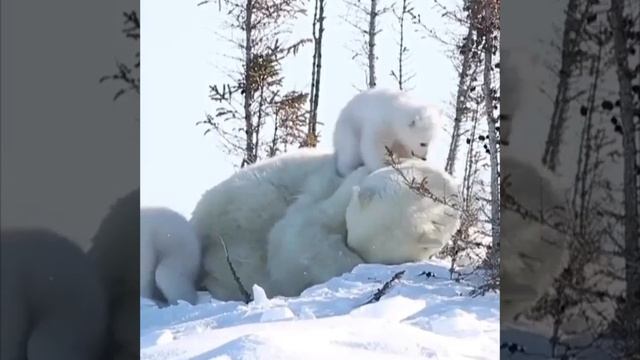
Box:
(191, 148), (346, 301)
(1, 229), (108, 360)
(266, 166), (370, 297)
(266, 159), (460, 297)
(192, 148), (461, 301)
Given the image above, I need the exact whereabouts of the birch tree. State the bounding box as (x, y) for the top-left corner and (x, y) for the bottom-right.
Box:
(199, 0), (310, 167)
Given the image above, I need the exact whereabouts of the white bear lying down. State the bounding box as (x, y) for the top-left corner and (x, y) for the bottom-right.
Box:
(333, 88), (442, 176)
(267, 166), (370, 297)
(86, 188), (140, 360)
(191, 148), (345, 301)
(500, 156), (568, 324)
(1, 229), (107, 360)
(346, 159), (461, 265)
(140, 207), (201, 306)
(192, 148), (461, 300)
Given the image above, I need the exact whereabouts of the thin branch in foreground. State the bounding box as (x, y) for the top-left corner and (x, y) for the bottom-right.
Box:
(362, 270), (406, 305)
(217, 235), (253, 303)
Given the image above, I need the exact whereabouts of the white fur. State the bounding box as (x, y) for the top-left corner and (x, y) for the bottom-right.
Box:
(333, 88), (441, 176)
(266, 166), (369, 297)
(193, 150), (464, 301)
(86, 189), (140, 360)
(500, 156), (568, 324)
(345, 160), (461, 264)
(1, 229), (107, 360)
(140, 207), (201, 306)
(190, 148), (345, 300)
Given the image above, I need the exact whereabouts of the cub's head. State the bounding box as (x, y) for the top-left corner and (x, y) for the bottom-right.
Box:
(393, 104), (441, 161)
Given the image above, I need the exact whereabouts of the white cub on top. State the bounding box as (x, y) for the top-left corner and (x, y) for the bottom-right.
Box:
(333, 88), (442, 176)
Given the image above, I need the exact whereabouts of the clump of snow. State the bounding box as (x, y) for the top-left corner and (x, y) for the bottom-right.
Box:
(141, 259), (498, 359)
(251, 284), (270, 308)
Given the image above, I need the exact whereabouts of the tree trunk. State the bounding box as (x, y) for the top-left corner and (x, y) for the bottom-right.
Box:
(395, 0), (407, 91)
(307, 0), (325, 147)
(541, 0), (581, 171)
(462, 103), (480, 205)
(482, 8), (500, 250)
(243, 0), (255, 167)
(445, 24), (474, 176)
(367, 0), (378, 89)
(610, 1), (640, 355)
(572, 41), (603, 236)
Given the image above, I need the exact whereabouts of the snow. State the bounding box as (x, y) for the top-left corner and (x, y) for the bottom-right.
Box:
(141, 260), (498, 359)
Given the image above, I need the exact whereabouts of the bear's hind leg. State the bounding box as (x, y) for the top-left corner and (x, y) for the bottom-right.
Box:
(155, 258), (198, 305)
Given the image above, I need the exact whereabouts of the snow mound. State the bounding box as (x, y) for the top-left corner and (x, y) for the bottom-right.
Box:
(141, 260), (498, 359)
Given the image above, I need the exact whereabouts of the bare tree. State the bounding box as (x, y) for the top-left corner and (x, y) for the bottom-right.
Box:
(502, 3), (640, 356)
(100, 11), (140, 102)
(441, 100), (489, 281)
(410, 0), (499, 289)
(367, 0), (379, 88)
(541, 0), (593, 171)
(270, 91), (309, 156)
(305, 0), (327, 147)
(344, 0), (390, 89)
(477, 0), (500, 250)
(609, 0), (640, 356)
(445, 20), (476, 176)
(199, 0), (310, 167)
(390, 0), (415, 91)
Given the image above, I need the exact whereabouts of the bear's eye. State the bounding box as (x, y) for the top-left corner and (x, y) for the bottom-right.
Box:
(420, 142), (427, 147)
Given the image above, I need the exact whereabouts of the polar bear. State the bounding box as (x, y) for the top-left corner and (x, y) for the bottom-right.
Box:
(500, 156), (568, 324)
(345, 159), (461, 264)
(140, 207), (201, 306)
(1, 228), (107, 360)
(333, 88), (441, 176)
(266, 166), (370, 297)
(86, 188), (140, 360)
(191, 148), (346, 300)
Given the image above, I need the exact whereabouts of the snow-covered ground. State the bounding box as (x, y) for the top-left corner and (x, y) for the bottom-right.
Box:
(141, 259), (498, 359)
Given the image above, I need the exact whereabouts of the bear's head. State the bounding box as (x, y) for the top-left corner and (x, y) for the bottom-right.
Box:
(392, 104), (441, 162)
(345, 160), (461, 265)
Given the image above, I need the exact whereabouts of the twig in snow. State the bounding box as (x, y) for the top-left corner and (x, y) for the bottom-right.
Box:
(417, 271), (436, 279)
(218, 235), (253, 303)
(363, 270), (406, 305)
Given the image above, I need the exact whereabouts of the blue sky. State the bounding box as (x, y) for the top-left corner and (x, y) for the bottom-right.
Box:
(141, 0), (464, 218)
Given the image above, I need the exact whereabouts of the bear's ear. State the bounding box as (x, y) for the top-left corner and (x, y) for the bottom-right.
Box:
(354, 186), (376, 209)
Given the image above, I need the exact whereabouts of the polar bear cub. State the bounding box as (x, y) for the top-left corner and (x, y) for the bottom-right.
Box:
(346, 159), (461, 264)
(140, 207), (201, 305)
(333, 88), (441, 176)
(267, 166), (369, 297)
